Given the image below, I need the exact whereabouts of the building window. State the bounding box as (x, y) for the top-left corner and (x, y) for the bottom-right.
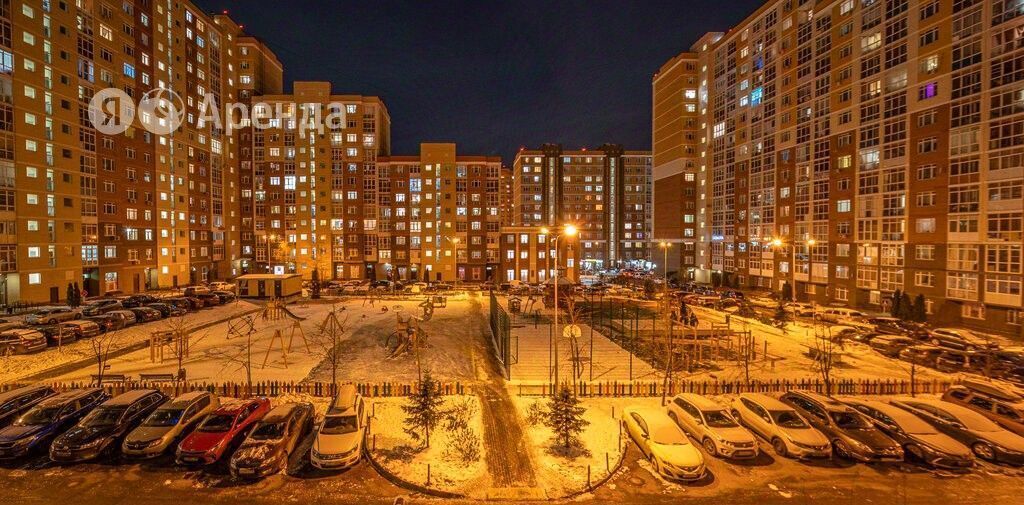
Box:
(961, 304), (985, 320)
(28, 273), (41, 285)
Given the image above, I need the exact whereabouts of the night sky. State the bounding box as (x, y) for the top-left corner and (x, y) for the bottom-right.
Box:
(194, 0), (763, 162)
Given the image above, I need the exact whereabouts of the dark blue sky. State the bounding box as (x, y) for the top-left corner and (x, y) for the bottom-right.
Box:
(195, 0), (763, 162)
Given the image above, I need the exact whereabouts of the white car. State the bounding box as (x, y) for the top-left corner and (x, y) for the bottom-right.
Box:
(784, 303), (816, 317)
(730, 393), (831, 459)
(623, 407), (705, 481)
(666, 393), (758, 459)
(311, 385), (367, 469)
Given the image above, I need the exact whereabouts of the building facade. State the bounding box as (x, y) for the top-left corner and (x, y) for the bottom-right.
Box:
(506, 144), (652, 283)
(1, 0), (264, 303)
(655, 0), (1024, 334)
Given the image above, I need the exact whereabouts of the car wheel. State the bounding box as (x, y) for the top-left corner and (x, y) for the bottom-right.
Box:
(48, 319), (57, 325)
(650, 456), (660, 475)
(832, 440), (851, 460)
(905, 444), (924, 462)
(703, 438), (718, 456)
(972, 442), (996, 461)
(772, 437), (788, 457)
(931, 338), (942, 346)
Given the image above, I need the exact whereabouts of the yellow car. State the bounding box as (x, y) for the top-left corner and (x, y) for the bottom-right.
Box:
(623, 406), (705, 481)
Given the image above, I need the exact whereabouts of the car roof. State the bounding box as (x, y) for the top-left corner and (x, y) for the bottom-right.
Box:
(675, 393), (726, 411)
(39, 388), (105, 406)
(847, 398), (921, 423)
(0, 384), (54, 403)
(788, 390), (851, 409)
(214, 398), (262, 415)
(102, 389), (161, 406)
(328, 385), (359, 415)
(739, 393), (793, 410)
(165, 391), (210, 408)
(625, 407), (673, 428)
(261, 403), (303, 423)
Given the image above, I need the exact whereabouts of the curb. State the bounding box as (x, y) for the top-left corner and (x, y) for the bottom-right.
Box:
(363, 446), (467, 499)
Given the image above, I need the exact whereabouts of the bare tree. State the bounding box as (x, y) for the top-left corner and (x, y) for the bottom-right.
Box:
(161, 314), (209, 387)
(659, 296), (677, 406)
(209, 315), (258, 395)
(82, 327), (124, 385)
(309, 306), (349, 393)
(737, 329), (755, 389)
(812, 324), (839, 397)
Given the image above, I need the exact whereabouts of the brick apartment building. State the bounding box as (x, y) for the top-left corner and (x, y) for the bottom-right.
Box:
(503, 144), (652, 283)
(653, 0), (1024, 335)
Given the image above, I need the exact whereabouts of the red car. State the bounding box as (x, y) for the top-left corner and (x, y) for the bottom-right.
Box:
(175, 398), (270, 465)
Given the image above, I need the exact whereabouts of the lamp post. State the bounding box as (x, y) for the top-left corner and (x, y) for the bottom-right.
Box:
(659, 241), (671, 297)
(772, 237), (815, 302)
(552, 224), (578, 388)
(540, 227), (551, 283)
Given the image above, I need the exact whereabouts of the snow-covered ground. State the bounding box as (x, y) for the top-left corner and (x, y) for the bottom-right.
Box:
(512, 396), (645, 497)
(368, 395), (488, 496)
(0, 301), (260, 384)
(40, 295), (486, 385)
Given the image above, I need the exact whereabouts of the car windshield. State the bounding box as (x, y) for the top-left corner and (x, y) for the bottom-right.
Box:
(197, 413), (236, 432)
(143, 408), (184, 427)
(15, 405), (63, 426)
(321, 414), (358, 434)
(650, 423), (687, 445)
(703, 410), (738, 428)
(249, 421), (285, 440)
(83, 406), (126, 427)
(830, 410), (871, 429)
(771, 410), (809, 428)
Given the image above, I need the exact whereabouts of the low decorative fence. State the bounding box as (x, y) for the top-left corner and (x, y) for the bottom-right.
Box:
(513, 378), (954, 397)
(1, 380), (467, 398)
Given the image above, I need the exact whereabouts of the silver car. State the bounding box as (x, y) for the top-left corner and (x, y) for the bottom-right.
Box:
(667, 393), (759, 459)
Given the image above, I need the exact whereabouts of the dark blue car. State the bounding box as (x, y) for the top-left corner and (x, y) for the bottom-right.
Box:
(0, 388), (108, 459)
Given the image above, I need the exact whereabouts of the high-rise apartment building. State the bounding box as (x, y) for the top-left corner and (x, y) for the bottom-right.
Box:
(2, 0), (262, 303)
(655, 0), (1024, 334)
(505, 144), (652, 283)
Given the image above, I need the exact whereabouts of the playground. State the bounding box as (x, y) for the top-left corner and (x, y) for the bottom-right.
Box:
(49, 293), (486, 385)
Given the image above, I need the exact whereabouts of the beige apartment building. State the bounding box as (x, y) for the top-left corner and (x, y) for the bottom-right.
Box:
(655, 0), (1024, 334)
(505, 144), (652, 283)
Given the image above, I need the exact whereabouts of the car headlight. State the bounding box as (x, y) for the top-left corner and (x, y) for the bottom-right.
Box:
(148, 438), (165, 448)
(12, 436), (35, 447)
(846, 438), (871, 452)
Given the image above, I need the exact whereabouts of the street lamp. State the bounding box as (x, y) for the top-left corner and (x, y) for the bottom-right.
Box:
(552, 223), (578, 388)
(659, 241), (671, 296)
(772, 237), (816, 302)
(540, 227), (551, 283)
(447, 237), (461, 286)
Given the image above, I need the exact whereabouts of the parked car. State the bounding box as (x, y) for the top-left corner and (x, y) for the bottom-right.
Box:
(25, 307), (82, 325)
(869, 335), (918, 358)
(145, 302), (185, 318)
(211, 291), (236, 304)
(622, 406), (705, 481)
(119, 295), (157, 309)
(666, 393), (758, 459)
(105, 310), (138, 329)
(230, 402), (314, 478)
(0, 328), (48, 356)
(82, 299), (124, 316)
(0, 384), (57, 428)
(898, 345), (945, 366)
(166, 296), (204, 311)
(128, 306), (162, 323)
(816, 307), (868, 324)
(176, 398), (271, 465)
(161, 298), (194, 312)
(780, 390), (903, 462)
(195, 293), (222, 307)
(928, 328), (1000, 351)
(123, 391), (220, 458)
(942, 381), (1024, 437)
(183, 286), (212, 297)
(36, 325), (78, 347)
(891, 397), (1024, 465)
(866, 317), (929, 339)
(784, 303), (816, 317)
(60, 320), (101, 339)
(844, 398), (974, 469)
(208, 282), (236, 292)
(729, 393), (830, 459)
(0, 388), (108, 459)
(311, 385), (367, 469)
(50, 389), (167, 462)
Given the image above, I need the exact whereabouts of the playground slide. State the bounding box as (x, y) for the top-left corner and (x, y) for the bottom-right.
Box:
(277, 305), (307, 321)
